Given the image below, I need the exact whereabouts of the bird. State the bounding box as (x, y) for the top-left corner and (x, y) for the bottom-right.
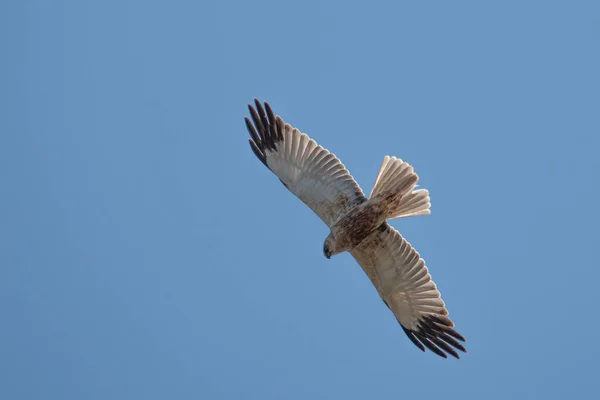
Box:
(245, 99), (466, 359)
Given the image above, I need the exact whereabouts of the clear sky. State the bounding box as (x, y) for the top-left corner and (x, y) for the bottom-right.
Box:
(1, 1), (599, 399)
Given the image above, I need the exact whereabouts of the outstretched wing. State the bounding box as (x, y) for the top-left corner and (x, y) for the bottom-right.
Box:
(246, 99), (366, 226)
(351, 224), (467, 359)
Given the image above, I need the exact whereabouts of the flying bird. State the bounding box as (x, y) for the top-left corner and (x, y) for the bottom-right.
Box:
(245, 99), (466, 359)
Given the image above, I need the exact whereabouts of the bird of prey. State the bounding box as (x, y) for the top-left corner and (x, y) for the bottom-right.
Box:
(245, 99), (466, 359)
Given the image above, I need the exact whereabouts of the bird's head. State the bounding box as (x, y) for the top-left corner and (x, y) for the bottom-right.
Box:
(323, 243), (331, 259)
(323, 235), (334, 259)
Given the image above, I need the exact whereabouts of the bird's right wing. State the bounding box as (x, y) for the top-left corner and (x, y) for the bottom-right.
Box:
(246, 99), (366, 227)
(351, 224), (466, 358)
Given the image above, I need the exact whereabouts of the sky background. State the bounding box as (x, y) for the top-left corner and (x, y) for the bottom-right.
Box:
(1, 1), (599, 399)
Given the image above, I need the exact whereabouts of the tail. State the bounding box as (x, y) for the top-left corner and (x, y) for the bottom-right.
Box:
(370, 156), (431, 220)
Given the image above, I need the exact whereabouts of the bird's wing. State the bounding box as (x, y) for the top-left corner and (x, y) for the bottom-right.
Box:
(246, 99), (366, 226)
(351, 224), (466, 358)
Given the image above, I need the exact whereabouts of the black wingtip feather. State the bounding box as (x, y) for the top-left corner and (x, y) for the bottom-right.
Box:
(400, 314), (467, 359)
(402, 325), (425, 352)
(249, 140), (267, 167)
(415, 333), (448, 358)
(264, 102), (278, 142)
(276, 116), (285, 141)
(245, 117), (262, 146)
(438, 332), (467, 353)
(423, 319), (467, 349)
(427, 315), (466, 342)
(253, 100), (273, 149)
(447, 329), (466, 343)
(428, 335), (460, 359)
(248, 104), (265, 140)
(246, 99), (284, 166)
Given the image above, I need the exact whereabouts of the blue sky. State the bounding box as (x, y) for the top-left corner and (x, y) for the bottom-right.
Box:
(1, 1), (599, 399)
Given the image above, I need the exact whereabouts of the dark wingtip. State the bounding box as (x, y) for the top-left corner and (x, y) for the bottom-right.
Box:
(264, 102), (278, 142)
(245, 99), (284, 166)
(452, 331), (466, 343)
(429, 336), (460, 359)
(427, 315), (467, 343)
(402, 325), (425, 352)
(249, 139), (267, 167)
(245, 117), (262, 146)
(248, 103), (265, 141)
(415, 332), (448, 358)
(400, 315), (467, 359)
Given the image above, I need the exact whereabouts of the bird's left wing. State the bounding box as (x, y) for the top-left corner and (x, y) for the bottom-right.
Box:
(246, 99), (366, 227)
(351, 224), (467, 359)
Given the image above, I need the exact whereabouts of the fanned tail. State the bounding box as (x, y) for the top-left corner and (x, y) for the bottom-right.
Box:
(370, 156), (431, 220)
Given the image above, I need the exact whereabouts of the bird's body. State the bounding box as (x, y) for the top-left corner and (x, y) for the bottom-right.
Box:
(327, 199), (386, 255)
(245, 99), (466, 359)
